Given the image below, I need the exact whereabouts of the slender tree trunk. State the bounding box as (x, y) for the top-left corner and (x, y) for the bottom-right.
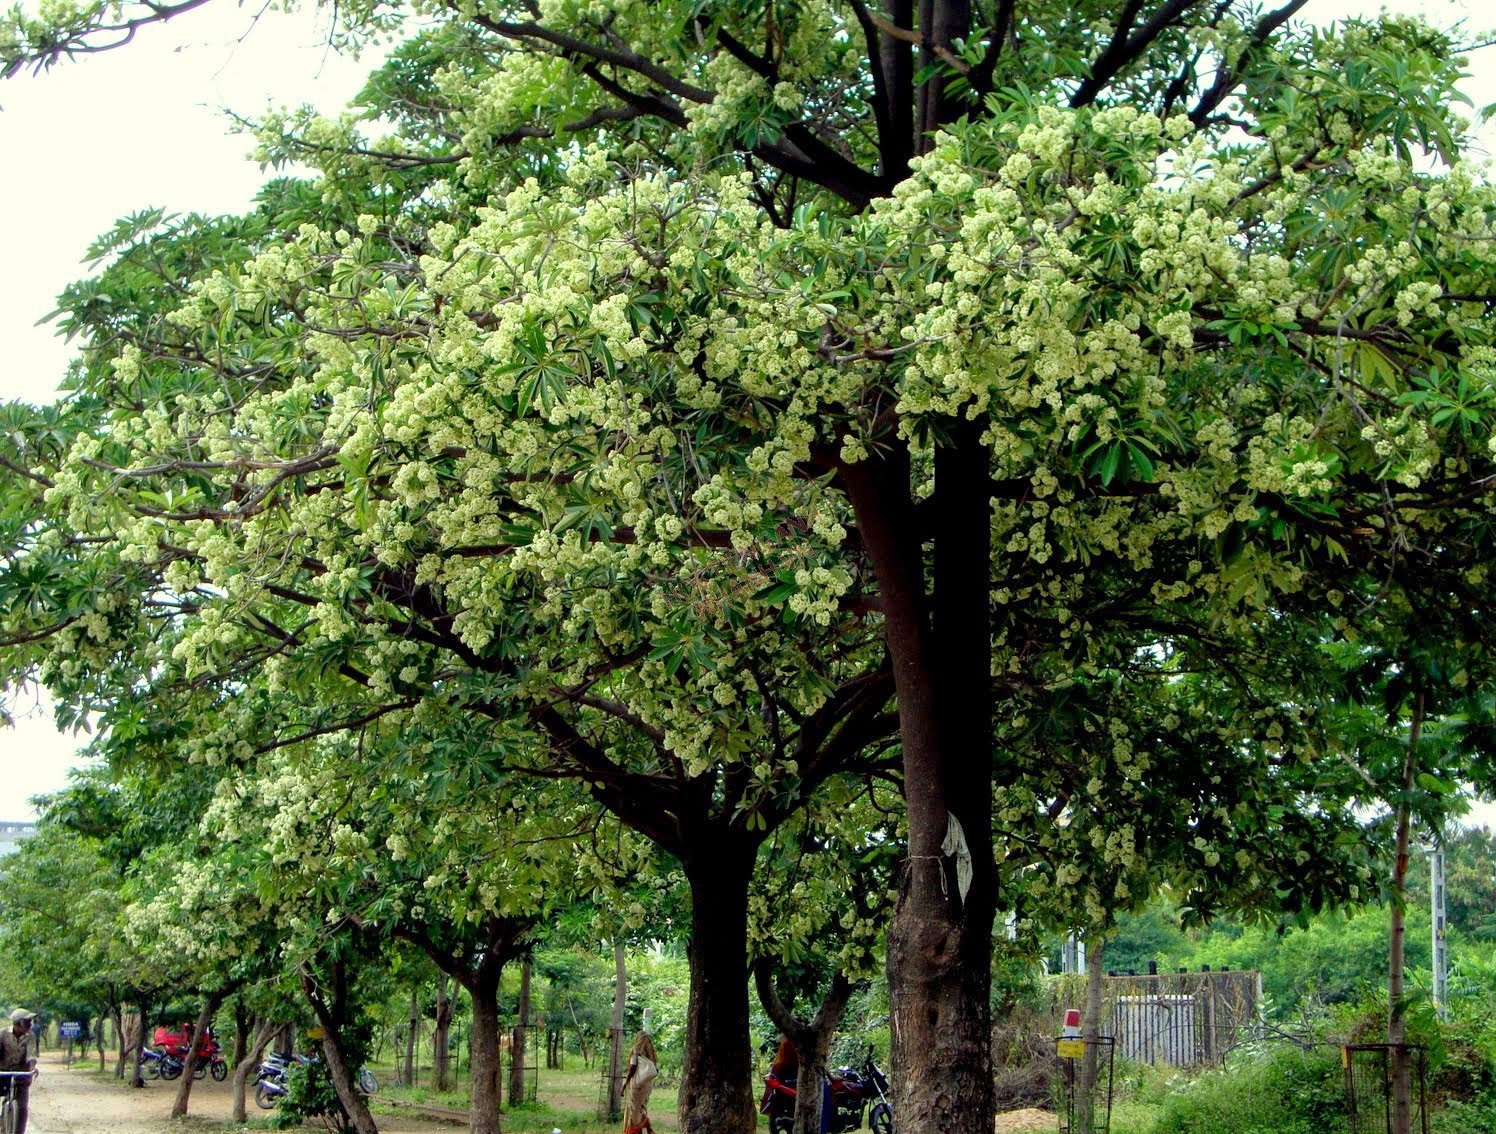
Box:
(405, 989), (419, 1088)
(129, 997), (151, 1087)
(467, 952), (505, 1134)
(231, 1020), (279, 1123)
(434, 975), (454, 1092)
(567, 995), (592, 1066)
(755, 963), (855, 1134)
(112, 1005), (127, 1077)
(302, 967), (380, 1134)
(678, 843), (758, 1134)
(1389, 690), (1426, 1134)
(608, 941), (628, 1118)
(172, 991), (226, 1117)
(1077, 939), (1106, 1134)
(508, 955), (532, 1106)
(845, 432), (995, 1134)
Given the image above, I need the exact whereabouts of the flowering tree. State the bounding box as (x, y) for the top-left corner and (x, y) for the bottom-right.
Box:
(6, 0), (1496, 1130)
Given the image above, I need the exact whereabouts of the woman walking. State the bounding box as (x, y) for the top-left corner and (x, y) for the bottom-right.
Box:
(620, 1031), (658, 1134)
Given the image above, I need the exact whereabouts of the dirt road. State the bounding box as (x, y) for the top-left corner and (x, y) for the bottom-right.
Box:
(22, 1050), (458, 1134)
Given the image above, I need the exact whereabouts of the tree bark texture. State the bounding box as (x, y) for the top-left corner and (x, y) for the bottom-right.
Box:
(466, 949), (506, 1134)
(678, 844), (758, 1134)
(434, 975), (454, 1093)
(1078, 938), (1106, 1134)
(231, 1020), (279, 1123)
(171, 997), (215, 1116)
(302, 969), (380, 1134)
(509, 954), (533, 1107)
(846, 429), (995, 1134)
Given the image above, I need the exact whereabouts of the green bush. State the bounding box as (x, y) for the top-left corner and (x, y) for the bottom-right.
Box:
(1151, 1045), (1347, 1134)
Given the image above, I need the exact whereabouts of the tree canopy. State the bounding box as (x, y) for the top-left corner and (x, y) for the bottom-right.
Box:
(5, 0), (1496, 1131)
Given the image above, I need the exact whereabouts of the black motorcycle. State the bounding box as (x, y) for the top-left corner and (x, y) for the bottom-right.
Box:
(139, 1046), (185, 1081)
(760, 1046), (894, 1134)
(254, 1052), (305, 1109)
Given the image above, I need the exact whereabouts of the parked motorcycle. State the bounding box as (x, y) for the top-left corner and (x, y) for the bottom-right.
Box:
(138, 1046), (177, 1081)
(159, 1031), (227, 1081)
(254, 1052), (376, 1110)
(759, 1046), (894, 1134)
(254, 1052), (305, 1110)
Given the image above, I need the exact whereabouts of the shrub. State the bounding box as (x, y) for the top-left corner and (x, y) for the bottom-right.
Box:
(1150, 1044), (1347, 1134)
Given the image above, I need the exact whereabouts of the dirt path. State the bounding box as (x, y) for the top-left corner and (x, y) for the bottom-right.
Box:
(23, 1051), (458, 1134)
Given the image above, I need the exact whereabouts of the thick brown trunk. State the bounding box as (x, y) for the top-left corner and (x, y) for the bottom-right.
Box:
(172, 992), (225, 1118)
(231, 1006), (248, 1069)
(467, 953), (505, 1134)
(508, 955), (532, 1106)
(917, 0), (971, 141)
(608, 941), (628, 1117)
(678, 845), (758, 1134)
(846, 430), (995, 1134)
(1389, 691), (1425, 1134)
(434, 975), (454, 1092)
(231, 1020), (279, 1123)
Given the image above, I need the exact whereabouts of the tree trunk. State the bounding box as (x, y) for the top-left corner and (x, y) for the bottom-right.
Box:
(467, 951), (506, 1134)
(129, 997), (150, 1087)
(405, 989), (419, 1088)
(1077, 938), (1106, 1134)
(231, 1020), (279, 1123)
(1389, 690), (1425, 1134)
(754, 963), (855, 1134)
(608, 940), (628, 1118)
(845, 431), (996, 1134)
(508, 954), (532, 1106)
(678, 844), (758, 1134)
(567, 994), (591, 1066)
(302, 968), (380, 1134)
(434, 974), (454, 1093)
(171, 991), (225, 1117)
(232, 1001), (250, 1068)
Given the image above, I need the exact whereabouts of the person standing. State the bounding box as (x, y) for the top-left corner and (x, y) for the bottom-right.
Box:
(0, 1008), (38, 1133)
(619, 1030), (658, 1134)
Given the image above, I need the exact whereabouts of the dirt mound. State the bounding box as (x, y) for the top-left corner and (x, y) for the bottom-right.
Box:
(995, 1107), (1057, 1132)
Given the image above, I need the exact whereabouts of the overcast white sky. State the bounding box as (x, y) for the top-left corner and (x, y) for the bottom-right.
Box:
(0, 0), (1493, 820)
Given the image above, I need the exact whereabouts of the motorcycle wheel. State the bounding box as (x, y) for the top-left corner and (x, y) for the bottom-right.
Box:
(140, 1059), (160, 1081)
(769, 1118), (793, 1134)
(870, 1101), (894, 1134)
(358, 1066), (378, 1094)
(161, 1059), (183, 1081)
(210, 1058), (228, 1082)
(254, 1081), (280, 1110)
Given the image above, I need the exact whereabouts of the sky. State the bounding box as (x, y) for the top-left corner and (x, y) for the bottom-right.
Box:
(0, 0), (1493, 821)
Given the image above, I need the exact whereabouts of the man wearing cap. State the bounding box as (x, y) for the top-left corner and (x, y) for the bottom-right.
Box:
(0, 1008), (38, 1133)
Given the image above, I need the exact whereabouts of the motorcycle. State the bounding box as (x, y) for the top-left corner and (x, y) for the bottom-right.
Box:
(254, 1052), (306, 1110)
(138, 1046), (177, 1080)
(254, 1052), (376, 1110)
(759, 1046), (894, 1134)
(161, 1032), (228, 1081)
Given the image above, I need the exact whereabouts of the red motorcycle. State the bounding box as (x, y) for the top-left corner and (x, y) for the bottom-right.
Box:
(759, 1047), (894, 1134)
(153, 1025), (228, 1081)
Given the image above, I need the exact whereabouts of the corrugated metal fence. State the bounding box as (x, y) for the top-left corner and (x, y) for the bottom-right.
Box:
(1050, 970), (1261, 1068)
